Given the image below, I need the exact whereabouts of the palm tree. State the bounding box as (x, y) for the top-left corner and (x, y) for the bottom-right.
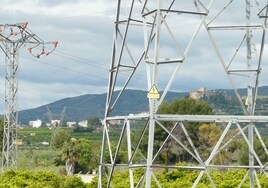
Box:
(61, 138), (82, 175)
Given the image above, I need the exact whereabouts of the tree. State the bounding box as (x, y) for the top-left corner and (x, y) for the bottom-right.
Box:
(59, 138), (94, 175)
(238, 137), (268, 165)
(198, 124), (243, 165)
(61, 138), (82, 176)
(154, 98), (213, 164)
(198, 123), (221, 157)
(158, 98), (212, 145)
(87, 116), (101, 131)
(158, 98), (212, 115)
(76, 138), (95, 173)
(51, 128), (71, 149)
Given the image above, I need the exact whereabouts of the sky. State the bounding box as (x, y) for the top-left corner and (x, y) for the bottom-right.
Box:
(0, 0), (268, 113)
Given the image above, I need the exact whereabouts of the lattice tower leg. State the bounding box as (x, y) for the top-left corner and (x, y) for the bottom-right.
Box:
(246, 0), (254, 185)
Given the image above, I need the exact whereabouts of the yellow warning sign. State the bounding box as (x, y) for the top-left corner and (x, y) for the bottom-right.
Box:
(147, 84), (160, 99)
(245, 96), (249, 106)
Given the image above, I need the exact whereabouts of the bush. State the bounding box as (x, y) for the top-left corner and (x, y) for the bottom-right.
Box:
(92, 169), (268, 188)
(60, 176), (86, 188)
(0, 170), (87, 188)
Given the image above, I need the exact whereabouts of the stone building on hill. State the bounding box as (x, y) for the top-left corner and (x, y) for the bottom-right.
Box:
(189, 87), (207, 100)
(190, 87), (231, 101)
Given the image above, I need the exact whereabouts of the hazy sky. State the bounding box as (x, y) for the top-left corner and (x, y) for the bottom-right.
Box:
(0, 0), (268, 113)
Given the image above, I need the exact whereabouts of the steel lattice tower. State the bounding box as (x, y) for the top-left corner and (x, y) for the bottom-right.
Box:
(47, 106), (67, 147)
(99, 0), (268, 187)
(0, 22), (57, 172)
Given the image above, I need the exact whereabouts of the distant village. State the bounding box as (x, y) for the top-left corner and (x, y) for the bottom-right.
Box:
(28, 119), (88, 129)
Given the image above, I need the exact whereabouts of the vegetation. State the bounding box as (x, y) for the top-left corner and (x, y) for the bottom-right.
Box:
(154, 98), (213, 164)
(55, 138), (95, 175)
(17, 87), (268, 125)
(0, 170), (87, 188)
(0, 168), (267, 187)
(51, 128), (71, 149)
(18, 149), (60, 170)
(0, 92), (267, 186)
(61, 138), (81, 175)
(89, 168), (268, 188)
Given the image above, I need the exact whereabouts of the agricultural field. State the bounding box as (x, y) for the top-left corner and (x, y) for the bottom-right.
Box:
(17, 127), (119, 146)
(13, 127), (120, 174)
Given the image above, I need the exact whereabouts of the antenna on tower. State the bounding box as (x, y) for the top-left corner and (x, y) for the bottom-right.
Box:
(0, 22), (58, 172)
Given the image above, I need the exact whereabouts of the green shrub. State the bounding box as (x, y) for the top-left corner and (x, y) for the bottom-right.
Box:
(0, 170), (88, 188)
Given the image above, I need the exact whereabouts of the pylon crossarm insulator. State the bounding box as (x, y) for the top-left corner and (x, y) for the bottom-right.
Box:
(28, 41), (58, 58)
(0, 22), (58, 59)
(0, 22), (28, 39)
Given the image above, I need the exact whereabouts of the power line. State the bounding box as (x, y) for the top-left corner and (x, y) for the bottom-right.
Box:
(48, 49), (193, 91)
(53, 50), (109, 70)
(21, 46), (193, 92)
(20, 55), (108, 81)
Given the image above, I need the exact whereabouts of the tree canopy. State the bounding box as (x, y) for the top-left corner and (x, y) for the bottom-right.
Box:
(51, 128), (71, 149)
(153, 98), (213, 164)
(157, 98), (212, 115)
(57, 138), (94, 175)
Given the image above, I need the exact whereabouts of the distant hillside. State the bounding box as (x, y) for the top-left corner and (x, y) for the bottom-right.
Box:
(18, 86), (268, 125)
(215, 86), (268, 97)
(18, 92), (107, 125)
(18, 90), (188, 124)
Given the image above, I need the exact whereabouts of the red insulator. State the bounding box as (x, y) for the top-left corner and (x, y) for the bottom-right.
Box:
(53, 41), (58, 47)
(10, 28), (14, 36)
(22, 22), (28, 28)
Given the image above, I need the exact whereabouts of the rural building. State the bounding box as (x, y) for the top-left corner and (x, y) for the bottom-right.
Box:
(78, 120), (88, 127)
(15, 139), (23, 146)
(29, 119), (42, 128)
(67, 122), (77, 127)
(41, 141), (49, 146)
(51, 119), (61, 127)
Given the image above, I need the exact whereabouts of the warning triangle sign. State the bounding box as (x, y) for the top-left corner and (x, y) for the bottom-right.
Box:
(147, 84), (160, 99)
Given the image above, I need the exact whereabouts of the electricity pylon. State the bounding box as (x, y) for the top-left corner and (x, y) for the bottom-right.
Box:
(47, 106), (67, 148)
(99, 0), (268, 188)
(0, 22), (57, 172)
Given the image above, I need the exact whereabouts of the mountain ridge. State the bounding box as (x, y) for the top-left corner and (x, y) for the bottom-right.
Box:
(18, 86), (268, 125)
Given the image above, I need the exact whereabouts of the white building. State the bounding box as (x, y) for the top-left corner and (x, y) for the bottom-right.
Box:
(41, 141), (49, 146)
(51, 119), (61, 127)
(29, 119), (42, 128)
(78, 120), (88, 128)
(67, 122), (77, 127)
